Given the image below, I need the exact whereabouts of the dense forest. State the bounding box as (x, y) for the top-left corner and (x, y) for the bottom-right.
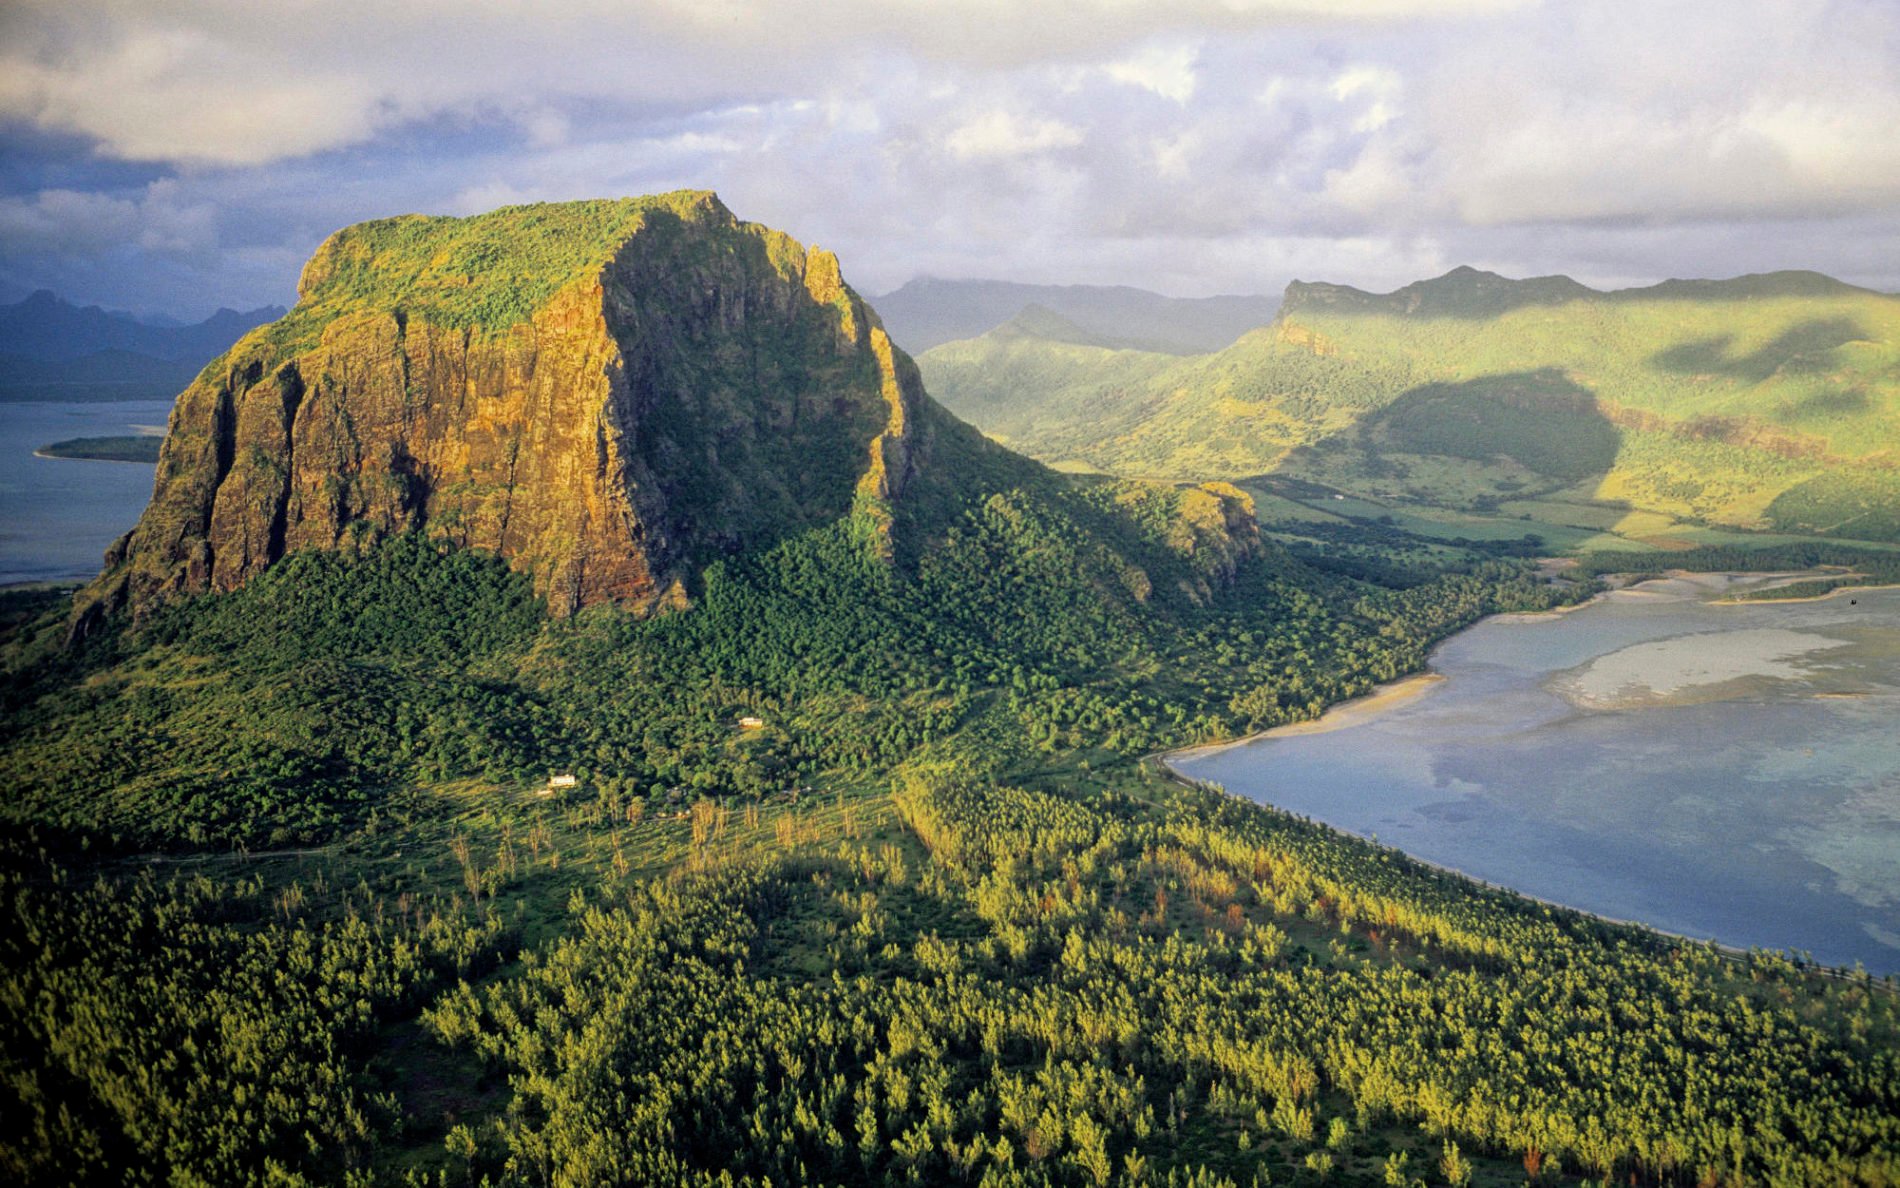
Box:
(4, 469), (1898, 1185)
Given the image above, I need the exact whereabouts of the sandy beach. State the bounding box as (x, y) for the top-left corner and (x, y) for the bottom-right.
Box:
(1160, 670), (1445, 766)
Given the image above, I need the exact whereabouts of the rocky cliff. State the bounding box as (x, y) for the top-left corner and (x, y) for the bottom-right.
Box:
(73, 192), (945, 633)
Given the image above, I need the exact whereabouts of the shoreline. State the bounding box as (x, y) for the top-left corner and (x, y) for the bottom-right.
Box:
(1156, 763), (1883, 980)
(1163, 671), (1447, 766)
(1484, 590), (1611, 622)
(1715, 579), (1900, 606)
(1150, 568), (1898, 981)
(1145, 565), (1896, 771)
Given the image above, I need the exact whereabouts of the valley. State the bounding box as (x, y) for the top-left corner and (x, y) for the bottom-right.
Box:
(918, 267), (1900, 554)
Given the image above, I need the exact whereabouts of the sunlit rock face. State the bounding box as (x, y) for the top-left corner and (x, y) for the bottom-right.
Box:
(72, 191), (932, 632)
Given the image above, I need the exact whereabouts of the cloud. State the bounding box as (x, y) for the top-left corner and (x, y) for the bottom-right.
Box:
(2, 0), (1899, 315)
(1104, 43), (1200, 104)
(0, 0), (1520, 166)
(945, 111), (1084, 160)
(1407, 0), (1900, 225)
(0, 27), (381, 165)
(0, 179), (215, 259)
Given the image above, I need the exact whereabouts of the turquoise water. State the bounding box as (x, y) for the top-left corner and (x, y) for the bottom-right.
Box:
(1175, 573), (1900, 974)
(0, 400), (167, 585)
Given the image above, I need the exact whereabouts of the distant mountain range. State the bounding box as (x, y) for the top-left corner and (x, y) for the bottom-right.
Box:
(1280, 265), (1882, 320)
(868, 276), (1279, 355)
(0, 290), (285, 402)
(919, 266), (1900, 545)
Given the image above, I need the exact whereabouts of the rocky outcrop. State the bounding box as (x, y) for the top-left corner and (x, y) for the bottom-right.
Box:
(72, 192), (935, 635)
(1168, 482), (1261, 601)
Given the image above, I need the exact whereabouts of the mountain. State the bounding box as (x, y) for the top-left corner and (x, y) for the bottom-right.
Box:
(1279, 265), (1599, 320)
(75, 193), (969, 628)
(0, 290), (285, 401)
(988, 303), (1123, 349)
(911, 328), (1180, 466)
(920, 267), (1900, 544)
(0, 290), (286, 362)
(72, 193), (1263, 637)
(868, 276), (1279, 354)
(1278, 265), (1881, 320)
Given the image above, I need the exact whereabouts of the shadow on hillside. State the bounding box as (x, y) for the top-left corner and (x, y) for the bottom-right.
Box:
(1650, 316), (1868, 384)
(1285, 368), (1620, 490)
(604, 207), (888, 569)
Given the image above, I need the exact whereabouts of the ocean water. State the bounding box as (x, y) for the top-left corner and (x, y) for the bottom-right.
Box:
(1175, 573), (1900, 973)
(0, 400), (168, 585)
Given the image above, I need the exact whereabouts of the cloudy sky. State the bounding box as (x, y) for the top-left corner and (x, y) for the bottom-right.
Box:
(2, 0), (1897, 319)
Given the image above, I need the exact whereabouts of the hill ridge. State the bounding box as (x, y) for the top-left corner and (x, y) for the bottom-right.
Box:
(920, 263), (1900, 543)
(1281, 266), (1884, 321)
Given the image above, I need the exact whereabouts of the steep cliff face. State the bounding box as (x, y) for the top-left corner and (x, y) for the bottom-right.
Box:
(74, 192), (939, 632)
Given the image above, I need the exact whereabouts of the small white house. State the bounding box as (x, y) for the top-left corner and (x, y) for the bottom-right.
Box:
(547, 773), (579, 790)
(738, 716), (765, 730)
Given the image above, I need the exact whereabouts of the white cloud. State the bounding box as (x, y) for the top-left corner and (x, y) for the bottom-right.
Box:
(1324, 143), (1414, 216)
(1328, 65), (1401, 133)
(1105, 43), (1200, 103)
(0, 0), (1529, 166)
(944, 110), (1084, 160)
(519, 108), (571, 150)
(1414, 0), (1900, 225)
(0, 180), (216, 259)
(1151, 133), (1198, 180)
(0, 27), (380, 165)
(1329, 66), (1395, 102)
(4, 0), (1900, 312)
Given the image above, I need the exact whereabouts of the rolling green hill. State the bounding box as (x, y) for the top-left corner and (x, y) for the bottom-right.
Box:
(920, 267), (1900, 547)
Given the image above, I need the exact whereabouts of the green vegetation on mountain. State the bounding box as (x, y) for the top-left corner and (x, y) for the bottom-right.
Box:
(5, 203), (1898, 1187)
(4, 469), (1554, 852)
(919, 267), (1900, 546)
(907, 332), (1179, 461)
(261, 192), (718, 354)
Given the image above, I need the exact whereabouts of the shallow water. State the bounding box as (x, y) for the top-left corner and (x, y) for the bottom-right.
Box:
(1175, 573), (1900, 973)
(0, 400), (167, 585)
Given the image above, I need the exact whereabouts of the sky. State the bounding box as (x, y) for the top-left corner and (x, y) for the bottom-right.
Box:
(2, 0), (1898, 320)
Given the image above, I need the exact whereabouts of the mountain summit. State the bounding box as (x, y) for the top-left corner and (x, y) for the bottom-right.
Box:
(74, 193), (953, 632)
(1280, 266), (1598, 319)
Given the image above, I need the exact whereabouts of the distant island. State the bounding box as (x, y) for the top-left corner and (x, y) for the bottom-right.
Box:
(34, 435), (162, 463)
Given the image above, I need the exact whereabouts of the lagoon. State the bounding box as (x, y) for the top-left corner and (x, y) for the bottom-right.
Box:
(1173, 573), (1900, 974)
(0, 400), (168, 586)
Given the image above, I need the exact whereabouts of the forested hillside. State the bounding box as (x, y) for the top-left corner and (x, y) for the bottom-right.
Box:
(5, 202), (1898, 1187)
(919, 268), (1900, 545)
(7, 513), (1898, 1186)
